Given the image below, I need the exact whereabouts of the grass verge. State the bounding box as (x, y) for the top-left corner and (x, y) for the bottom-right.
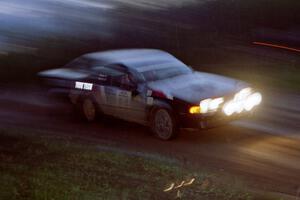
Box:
(0, 127), (281, 200)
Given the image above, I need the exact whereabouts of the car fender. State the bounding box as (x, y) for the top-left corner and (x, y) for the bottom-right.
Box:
(148, 99), (174, 121)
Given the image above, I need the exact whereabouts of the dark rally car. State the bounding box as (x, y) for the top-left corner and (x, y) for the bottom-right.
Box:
(38, 49), (262, 140)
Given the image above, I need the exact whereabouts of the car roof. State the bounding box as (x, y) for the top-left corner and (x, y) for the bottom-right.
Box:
(83, 49), (186, 71)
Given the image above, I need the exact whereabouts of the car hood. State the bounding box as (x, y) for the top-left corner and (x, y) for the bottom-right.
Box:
(147, 72), (249, 104)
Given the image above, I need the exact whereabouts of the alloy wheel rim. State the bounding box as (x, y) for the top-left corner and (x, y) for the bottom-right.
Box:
(154, 109), (172, 139)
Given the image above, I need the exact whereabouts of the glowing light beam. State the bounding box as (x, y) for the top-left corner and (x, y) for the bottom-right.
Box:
(253, 41), (300, 53)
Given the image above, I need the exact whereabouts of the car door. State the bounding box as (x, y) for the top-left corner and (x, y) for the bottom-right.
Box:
(109, 72), (148, 124)
(90, 67), (125, 117)
(91, 65), (147, 124)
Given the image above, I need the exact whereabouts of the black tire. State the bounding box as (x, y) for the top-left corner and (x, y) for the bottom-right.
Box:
(150, 108), (178, 140)
(79, 98), (97, 122)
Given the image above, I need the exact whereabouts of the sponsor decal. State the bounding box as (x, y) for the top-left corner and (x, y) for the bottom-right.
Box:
(98, 74), (107, 81)
(167, 94), (174, 100)
(105, 87), (118, 105)
(104, 87), (131, 107)
(75, 81), (93, 90)
(146, 90), (152, 96)
(118, 90), (132, 107)
(94, 85), (107, 104)
(147, 97), (154, 105)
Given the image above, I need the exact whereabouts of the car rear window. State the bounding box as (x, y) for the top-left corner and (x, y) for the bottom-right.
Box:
(93, 66), (125, 77)
(65, 57), (93, 69)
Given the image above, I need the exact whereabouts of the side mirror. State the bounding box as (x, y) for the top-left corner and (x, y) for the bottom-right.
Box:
(130, 84), (139, 96)
(128, 83), (138, 91)
(121, 82), (137, 91)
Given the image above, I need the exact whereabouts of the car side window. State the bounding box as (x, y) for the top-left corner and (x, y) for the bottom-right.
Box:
(92, 66), (118, 85)
(111, 73), (136, 90)
(93, 64), (137, 90)
(100, 64), (135, 90)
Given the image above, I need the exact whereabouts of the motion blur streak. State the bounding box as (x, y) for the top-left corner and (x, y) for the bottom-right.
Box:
(113, 0), (201, 10)
(0, 0), (204, 55)
(239, 137), (300, 170)
(253, 41), (300, 53)
(52, 0), (114, 9)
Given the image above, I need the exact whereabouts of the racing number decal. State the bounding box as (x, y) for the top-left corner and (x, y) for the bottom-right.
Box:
(97, 86), (145, 123)
(105, 87), (118, 106)
(104, 87), (131, 108)
(118, 90), (131, 107)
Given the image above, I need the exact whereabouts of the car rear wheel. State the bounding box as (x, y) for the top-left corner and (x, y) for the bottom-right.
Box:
(151, 108), (178, 140)
(81, 98), (96, 122)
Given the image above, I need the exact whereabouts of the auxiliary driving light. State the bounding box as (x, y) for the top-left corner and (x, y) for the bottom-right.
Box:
(223, 101), (235, 116)
(222, 90), (262, 116)
(244, 92), (262, 111)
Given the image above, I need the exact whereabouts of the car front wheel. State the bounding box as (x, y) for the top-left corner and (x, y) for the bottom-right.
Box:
(151, 108), (178, 140)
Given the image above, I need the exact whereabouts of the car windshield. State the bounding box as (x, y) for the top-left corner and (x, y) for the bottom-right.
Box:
(140, 63), (192, 82)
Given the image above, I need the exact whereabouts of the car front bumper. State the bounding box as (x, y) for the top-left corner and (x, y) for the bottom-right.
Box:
(178, 110), (253, 129)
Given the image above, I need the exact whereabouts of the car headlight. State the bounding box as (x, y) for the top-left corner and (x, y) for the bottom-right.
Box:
(234, 87), (252, 101)
(200, 97), (224, 114)
(223, 100), (235, 116)
(222, 88), (262, 116)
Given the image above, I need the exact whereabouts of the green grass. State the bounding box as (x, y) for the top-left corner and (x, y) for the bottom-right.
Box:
(0, 127), (282, 200)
